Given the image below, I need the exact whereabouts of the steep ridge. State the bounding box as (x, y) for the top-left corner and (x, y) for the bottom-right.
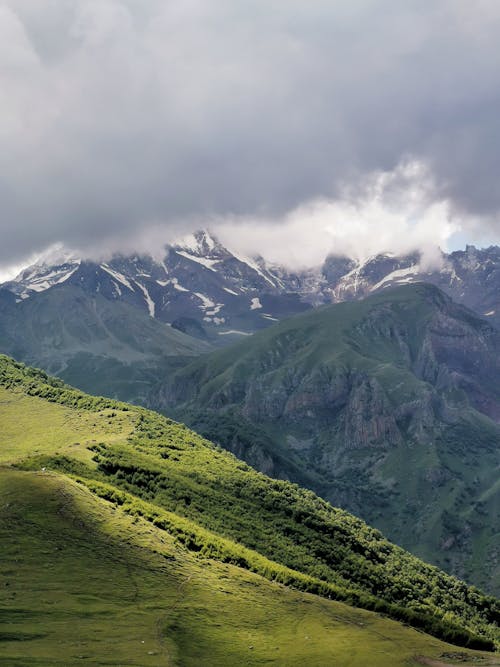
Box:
(155, 284), (500, 594)
(0, 353), (498, 655)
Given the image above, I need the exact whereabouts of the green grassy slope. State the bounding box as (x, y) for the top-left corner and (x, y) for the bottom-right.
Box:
(0, 354), (498, 659)
(3, 469), (499, 667)
(0, 285), (210, 403)
(155, 284), (500, 593)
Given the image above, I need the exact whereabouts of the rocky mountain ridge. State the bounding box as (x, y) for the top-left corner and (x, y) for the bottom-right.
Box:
(2, 231), (310, 343)
(3, 232), (500, 341)
(1, 235), (499, 593)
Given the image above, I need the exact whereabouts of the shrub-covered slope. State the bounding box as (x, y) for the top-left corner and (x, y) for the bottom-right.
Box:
(0, 354), (498, 656)
(3, 470), (499, 667)
(154, 284), (500, 593)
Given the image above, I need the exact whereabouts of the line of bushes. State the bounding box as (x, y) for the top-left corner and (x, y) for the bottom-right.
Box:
(78, 476), (495, 651)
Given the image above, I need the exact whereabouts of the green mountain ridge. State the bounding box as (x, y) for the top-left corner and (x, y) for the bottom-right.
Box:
(0, 353), (498, 665)
(153, 284), (500, 594)
(0, 284), (210, 403)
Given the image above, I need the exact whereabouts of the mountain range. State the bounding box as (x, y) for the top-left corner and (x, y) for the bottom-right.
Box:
(1, 231), (310, 344)
(3, 232), (500, 342)
(1, 230), (500, 397)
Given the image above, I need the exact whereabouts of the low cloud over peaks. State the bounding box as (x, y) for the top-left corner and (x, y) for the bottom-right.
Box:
(1, 1), (500, 268)
(214, 160), (463, 269)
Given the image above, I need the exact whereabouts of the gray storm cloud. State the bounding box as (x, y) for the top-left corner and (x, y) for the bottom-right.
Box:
(1, 0), (500, 265)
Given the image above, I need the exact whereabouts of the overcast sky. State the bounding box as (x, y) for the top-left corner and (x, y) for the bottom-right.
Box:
(1, 0), (500, 273)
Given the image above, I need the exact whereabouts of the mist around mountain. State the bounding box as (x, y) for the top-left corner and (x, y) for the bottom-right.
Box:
(321, 244), (500, 331)
(154, 284), (500, 595)
(0, 354), (498, 665)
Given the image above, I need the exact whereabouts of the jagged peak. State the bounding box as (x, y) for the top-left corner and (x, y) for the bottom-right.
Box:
(172, 229), (224, 256)
(13, 244), (79, 282)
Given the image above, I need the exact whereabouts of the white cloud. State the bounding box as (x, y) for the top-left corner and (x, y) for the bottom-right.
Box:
(1, 159), (493, 279)
(214, 160), (466, 268)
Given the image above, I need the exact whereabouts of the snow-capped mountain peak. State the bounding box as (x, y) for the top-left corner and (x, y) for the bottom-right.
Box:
(2, 232), (500, 339)
(6, 245), (81, 300)
(173, 230), (224, 258)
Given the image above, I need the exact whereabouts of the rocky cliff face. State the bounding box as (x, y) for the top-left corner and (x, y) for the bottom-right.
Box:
(163, 285), (500, 446)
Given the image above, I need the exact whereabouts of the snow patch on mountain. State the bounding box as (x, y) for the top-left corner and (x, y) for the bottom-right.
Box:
(9, 259), (81, 297)
(332, 263), (364, 298)
(231, 251), (277, 287)
(371, 264), (421, 291)
(136, 282), (156, 317)
(206, 304), (223, 316)
(175, 250), (219, 271)
(208, 316), (225, 325)
(101, 265), (135, 291)
(171, 278), (189, 292)
(175, 230), (218, 255)
(156, 277), (190, 292)
(194, 293), (215, 309)
(439, 261), (463, 285)
(30, 266), (80, 292)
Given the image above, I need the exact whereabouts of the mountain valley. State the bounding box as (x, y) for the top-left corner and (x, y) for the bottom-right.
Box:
(1, 236), (499, 597)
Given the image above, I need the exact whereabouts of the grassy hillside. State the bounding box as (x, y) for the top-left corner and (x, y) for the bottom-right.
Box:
(155, 284), (500, 594)
(0, 354), (498, 662)
(3, 470), (499, 667)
